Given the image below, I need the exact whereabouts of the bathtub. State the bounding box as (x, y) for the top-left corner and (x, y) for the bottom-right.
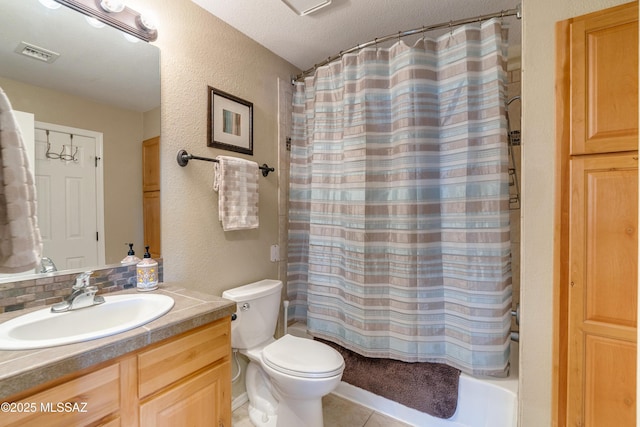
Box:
(288, 323), (518, 427)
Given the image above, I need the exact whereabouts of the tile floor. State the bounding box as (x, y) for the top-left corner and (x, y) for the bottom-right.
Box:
(232, 393), (412, 427)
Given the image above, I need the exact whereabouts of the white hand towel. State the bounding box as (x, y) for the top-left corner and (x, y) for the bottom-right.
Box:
(0, 87), (42, 273)
(213, 155), (259, 231)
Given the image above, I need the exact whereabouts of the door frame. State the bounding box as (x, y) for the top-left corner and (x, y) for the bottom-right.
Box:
(553, 18), (572, 426)
(35, 121), (105, 267)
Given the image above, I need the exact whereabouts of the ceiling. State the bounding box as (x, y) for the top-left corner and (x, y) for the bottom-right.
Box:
(0, 1), (521, 112)
(191, 0), (522, 73)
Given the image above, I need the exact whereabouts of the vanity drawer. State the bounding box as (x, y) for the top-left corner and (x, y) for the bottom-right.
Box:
(137, 318), (230, 399)
(1, 363), (120, 427)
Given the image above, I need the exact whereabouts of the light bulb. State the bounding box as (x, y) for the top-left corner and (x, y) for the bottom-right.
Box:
(99, 0), (125, 13)
(136, 14), (157, 31)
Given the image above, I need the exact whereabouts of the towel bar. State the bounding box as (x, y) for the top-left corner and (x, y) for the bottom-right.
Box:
(176, 149), (275, 177)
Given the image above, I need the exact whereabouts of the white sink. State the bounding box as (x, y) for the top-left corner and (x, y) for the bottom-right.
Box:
(0, 294), (174, 350)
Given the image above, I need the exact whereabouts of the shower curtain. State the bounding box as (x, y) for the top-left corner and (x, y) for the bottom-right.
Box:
(288, 18), (512, 377)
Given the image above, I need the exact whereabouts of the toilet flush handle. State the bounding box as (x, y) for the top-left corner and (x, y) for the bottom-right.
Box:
(231, 303), (250, 321)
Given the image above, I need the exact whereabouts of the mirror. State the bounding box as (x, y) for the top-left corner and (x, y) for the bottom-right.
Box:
(0, 0), (160, 281)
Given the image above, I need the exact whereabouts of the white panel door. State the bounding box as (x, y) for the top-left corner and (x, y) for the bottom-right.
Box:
(14, 111), (35, 169)
(34, 124), (102, 270)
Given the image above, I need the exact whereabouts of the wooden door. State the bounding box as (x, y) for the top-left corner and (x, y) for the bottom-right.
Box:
(142, 137), (160, 192)
(570, 3), (638, 155)
(142, 192), (161, 259)
(557, 2), (639, 426)
(142, 137), (160, 258)
(568, 154), (638, 426)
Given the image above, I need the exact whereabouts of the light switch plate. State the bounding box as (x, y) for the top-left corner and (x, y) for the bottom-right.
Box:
(270, 244), (281, 262)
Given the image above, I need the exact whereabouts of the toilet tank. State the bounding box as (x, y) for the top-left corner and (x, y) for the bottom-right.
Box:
(222, 279), (283, 350)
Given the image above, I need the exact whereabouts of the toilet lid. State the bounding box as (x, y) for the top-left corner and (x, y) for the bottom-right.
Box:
(262, 334), (345, 378)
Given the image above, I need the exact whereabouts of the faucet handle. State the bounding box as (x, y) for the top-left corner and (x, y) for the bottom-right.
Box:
(73, 271), (94, 290)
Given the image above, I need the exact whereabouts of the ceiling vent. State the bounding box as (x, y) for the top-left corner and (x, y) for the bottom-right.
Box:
(15, 42), (60, 63)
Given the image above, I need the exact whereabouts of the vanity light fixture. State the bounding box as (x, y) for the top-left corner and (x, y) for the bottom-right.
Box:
(136, 14), (156, 32)
(53, 0), (157, 42)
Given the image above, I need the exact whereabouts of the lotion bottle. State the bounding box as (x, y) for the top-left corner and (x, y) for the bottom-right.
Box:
(121, 243), (141, 264)
(136, 246), (158, 291)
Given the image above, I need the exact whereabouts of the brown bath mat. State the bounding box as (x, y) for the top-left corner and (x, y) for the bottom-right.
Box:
(317, 338), (461, 419)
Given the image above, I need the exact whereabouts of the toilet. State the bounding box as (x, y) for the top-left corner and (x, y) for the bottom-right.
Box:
(222, 279), (344, 427)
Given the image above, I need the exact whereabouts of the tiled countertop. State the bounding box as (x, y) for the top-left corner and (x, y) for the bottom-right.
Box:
(0, 283), (235, 400)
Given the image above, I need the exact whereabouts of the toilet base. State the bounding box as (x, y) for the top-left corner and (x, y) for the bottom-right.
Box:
(246, 362), (278, 427)
(248, 403), (277, 427)
(245, 361), (327, 427)
(276, 396), (323, 427)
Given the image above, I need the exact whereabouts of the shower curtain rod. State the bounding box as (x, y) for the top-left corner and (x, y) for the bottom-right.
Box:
(293, 4), (522, 82)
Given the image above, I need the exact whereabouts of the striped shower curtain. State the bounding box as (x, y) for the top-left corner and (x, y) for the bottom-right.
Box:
(288, 19), (512, 377)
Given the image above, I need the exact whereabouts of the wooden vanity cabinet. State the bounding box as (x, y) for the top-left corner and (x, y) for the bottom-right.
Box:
(0, 364), (122, 427)
(137, 318), (232, 426)
(1, 318), (232, 427)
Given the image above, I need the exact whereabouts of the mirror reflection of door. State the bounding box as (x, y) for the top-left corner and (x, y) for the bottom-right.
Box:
(34, 122), (105, 270)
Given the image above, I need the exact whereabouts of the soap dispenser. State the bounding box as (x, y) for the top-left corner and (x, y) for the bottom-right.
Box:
(121, 243), (141, 264)
(136, 246), (158, 291)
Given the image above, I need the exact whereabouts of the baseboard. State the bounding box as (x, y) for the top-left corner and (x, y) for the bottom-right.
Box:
(232, 392), (249, 411)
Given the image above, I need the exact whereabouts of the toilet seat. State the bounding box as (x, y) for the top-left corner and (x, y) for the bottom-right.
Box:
(262, 334), (345, 379)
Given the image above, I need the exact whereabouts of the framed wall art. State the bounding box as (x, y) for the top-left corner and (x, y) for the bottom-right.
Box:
(207, 86), (253, 155)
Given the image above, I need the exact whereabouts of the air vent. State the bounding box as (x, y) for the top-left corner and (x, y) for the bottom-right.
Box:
(14, 42), (60, 63)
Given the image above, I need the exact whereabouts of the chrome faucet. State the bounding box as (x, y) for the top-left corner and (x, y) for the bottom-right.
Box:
(40, 257), (57, 273)
(51, 271), (105, 313)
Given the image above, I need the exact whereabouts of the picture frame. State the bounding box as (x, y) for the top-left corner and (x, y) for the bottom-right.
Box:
(207, 86), (253, 155)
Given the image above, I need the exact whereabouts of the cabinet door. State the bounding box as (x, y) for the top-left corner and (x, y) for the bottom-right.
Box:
(568, 153), (638, 426)
(1, 363), (121, 427)
(570, 2), (638, 155)
(143, 191), (161, 259)
(138, 319), (230, 399)
(142, 137), (160, 192)
(139, 361), (231, 427)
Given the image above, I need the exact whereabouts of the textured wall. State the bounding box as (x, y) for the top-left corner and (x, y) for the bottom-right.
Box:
(127, 0), (299, 296)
